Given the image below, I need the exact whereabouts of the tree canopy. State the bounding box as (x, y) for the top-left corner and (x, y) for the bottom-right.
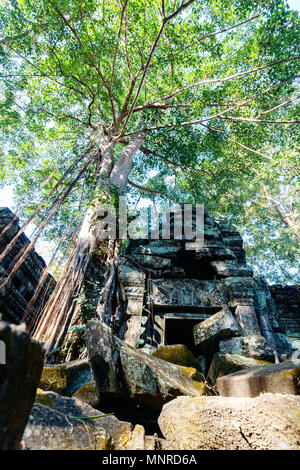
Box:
(0, 0), (299, 283)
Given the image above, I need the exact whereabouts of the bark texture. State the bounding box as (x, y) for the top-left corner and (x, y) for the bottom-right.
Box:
(32, 132), (144, 361)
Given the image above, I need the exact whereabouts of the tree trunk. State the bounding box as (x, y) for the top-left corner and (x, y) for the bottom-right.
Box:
(32, 131), (144, 361)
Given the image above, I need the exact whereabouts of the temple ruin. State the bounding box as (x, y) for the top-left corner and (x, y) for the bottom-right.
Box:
(116, 208), (299, 366)
(0, 206), (299, 367)
(0, 208), (56, 328)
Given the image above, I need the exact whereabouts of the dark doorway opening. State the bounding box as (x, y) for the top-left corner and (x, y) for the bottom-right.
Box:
(164, 318), (201, 355)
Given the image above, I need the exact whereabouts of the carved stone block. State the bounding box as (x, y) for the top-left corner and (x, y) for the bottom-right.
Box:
(124, 316), (142, 347)
(151, 279), (230, 308)
(193, 309), (242, 348)
(235, 305), (261, 335)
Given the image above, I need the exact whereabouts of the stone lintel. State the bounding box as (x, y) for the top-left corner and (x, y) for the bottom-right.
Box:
(151, 279), (229, 308)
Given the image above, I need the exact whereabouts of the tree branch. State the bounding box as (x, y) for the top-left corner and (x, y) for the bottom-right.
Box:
(128, 179), (163, 194)
(110, 0), (129, 90)
(118, 139), (213, 175)
(218, 116), (300, 124)
(157, 9), (264, 62)
(38, 107), (96, 129)
(146, 56), (300, 106)
(124, 10), (133, 80)
(164, 0), (195, 21)
(132, 75), (299, 115)
(2, 41), (88, 98)
(122, 73), (300, 137)
(120, 0), (196, 134)
(199, 123), (272, 160)
(259, 95), (300, 116)
(51, 48), (96, 98)
(54, 5), (117, 126)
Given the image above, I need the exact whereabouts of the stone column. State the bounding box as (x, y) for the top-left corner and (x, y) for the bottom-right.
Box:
(118, 264), (146, 348)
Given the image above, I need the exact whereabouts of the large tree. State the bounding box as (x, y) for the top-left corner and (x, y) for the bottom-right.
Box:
(0, 0), (299, 358)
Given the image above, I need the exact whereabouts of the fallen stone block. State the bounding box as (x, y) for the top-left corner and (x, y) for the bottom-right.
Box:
(125, 424), (164, 450)
(219, 334), (274, 361)
(72, 379), (99, 408)
(216, 360), (300, 397)
(39, 358), (92, 396)
(151, 344), (198, 369)
(120, 345), (210, 408)
(193, 308), (242, 352)
(207, 352), (272, 384)
(158, 393), (300, 450)
(86, 320), (211, 409)
(0, 321), (45, 450)
(23, 389), (132, 450)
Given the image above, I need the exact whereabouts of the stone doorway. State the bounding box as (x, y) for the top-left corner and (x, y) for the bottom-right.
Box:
(164, 318), (201, 354)
(151, 309), (221, 353)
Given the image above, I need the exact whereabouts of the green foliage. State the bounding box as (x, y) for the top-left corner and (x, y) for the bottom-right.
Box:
(0, 0), (299, 282)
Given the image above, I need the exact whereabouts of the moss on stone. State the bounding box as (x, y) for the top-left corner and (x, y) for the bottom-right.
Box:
(39, 359), (92, 396)
(72, 380), (99, 407)
(94, 431), (112, 450)
(282, 368), (300, 378)
(179, 366), (204, 382)
(178, 366), (212, 396)
(39, 366), (68, 395)
(207, 353), (273, 384)
(234, 354), (271, 366)
(35, 389), (56, 409)
(152, 344), (198, 369)
(190, 380), (211, 395)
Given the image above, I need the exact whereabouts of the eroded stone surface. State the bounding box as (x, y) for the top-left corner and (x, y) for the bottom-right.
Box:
(131, 241), (179, 259)
(235, 305), (261, 335)
(23, 390), (132, 450)
(151, 344), (198, 369)
(0, 208), (55, 326)
(86, 320), (211, 409)
(216, 360), (300, 397)
(120, 344), (210, 408)
(0, 321), (45, 450)
(151, 279), (229, 308)
(193, 309), (242, 349)
(39, 358), (92, 396)
(207, 352), (271, 384)
(72, 379), (99, 408)
(158, 394), (300, 450)
(219, 334), (274, 360)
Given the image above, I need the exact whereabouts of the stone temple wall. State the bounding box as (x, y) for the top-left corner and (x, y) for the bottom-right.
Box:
(116, 209), (299, 365)
(0, 207), (56, 327)
(0, 206), (299, 364)
(270, 285), (300, 352)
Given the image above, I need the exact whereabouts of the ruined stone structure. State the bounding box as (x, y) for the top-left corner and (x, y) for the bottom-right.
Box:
(0, 208), (56, 327)
(270, 285), (300, 353)
(0, 206), (298, 367)
(116, 209), (299, 367)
